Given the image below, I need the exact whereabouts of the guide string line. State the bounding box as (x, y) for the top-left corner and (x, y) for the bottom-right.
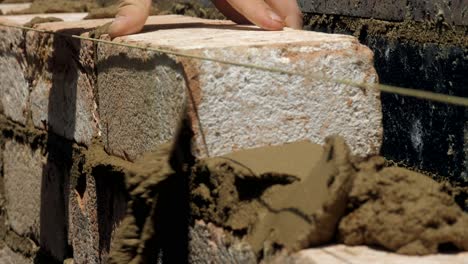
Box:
(1, 22), (467, 108)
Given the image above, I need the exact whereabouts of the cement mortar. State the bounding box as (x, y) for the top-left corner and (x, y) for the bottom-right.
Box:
(190, 135), (468, 257)
(304, 14), (468, 46)
(82, 116), (194, 264)
(339, 165), (468, 255)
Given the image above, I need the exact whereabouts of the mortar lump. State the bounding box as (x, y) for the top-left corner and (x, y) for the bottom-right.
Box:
(190, 136), (468, 256)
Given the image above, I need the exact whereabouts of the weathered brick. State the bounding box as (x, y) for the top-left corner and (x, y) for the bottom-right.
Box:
(26, 29), (99, 145)
(69, 164), (127, 264)
(3, 140), (68, 261)
(0, 16), (100, 144)
(0, 246), (32, 264)
(3, 141), (43, 240)
(410, 0), (468, 26)
(2, 15), (382, 159)
(0, 26), (28, 125)
(96, 15), (381, 160)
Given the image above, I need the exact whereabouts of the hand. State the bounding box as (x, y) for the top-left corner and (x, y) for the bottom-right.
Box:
(109, 0), (303, 38)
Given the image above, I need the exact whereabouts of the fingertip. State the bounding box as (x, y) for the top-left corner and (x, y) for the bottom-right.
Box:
(108, 13), (147, 38)
(108, 16), (127, 38)
(226, 0), (285, 30)
(285, 12), (303, 30)
(108, 0), (150, 38)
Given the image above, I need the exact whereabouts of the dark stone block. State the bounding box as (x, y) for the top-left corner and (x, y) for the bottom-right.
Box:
(370, 39), (467, 181)
(299, 0), (406, 21)
(410, 0), (468, 26)
(299, 0), (468, 25)
(303, 14), (468, 182)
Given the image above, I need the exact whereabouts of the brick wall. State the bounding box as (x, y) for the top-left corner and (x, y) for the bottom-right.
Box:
(0, 15), (381, 263)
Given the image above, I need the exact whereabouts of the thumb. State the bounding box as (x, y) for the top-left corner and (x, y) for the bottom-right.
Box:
(108, 0), (151, 38)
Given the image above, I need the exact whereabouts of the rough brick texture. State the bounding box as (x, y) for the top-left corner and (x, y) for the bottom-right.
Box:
(0, 27), (28, 125)
(97, 15), (381, 160)
(3, 140), (69, 261)
(0, 246), (31, 264)
(3, 141), (43, 241)
(26, 29), (100, 145)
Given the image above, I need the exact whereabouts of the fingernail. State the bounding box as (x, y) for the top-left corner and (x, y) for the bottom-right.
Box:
(267, 9), (284, 24)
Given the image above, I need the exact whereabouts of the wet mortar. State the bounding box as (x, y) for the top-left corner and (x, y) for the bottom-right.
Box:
(190, 134), (468, 257)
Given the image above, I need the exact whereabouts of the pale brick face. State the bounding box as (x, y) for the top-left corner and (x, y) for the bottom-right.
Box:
(0, 27), (28, 125)
(0, 246), (32, 264)
(118, 16), (382, 158)
(26, 32), (99, 145)
(0, 56), (29, 125)
(194, 43), (380, 157)
(3, 140), (68, 261)
(97, 47), (187, 161)
(3, 141), (43, 240)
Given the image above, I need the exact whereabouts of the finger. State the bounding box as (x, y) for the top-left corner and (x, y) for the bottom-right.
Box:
(226, 0), (285, 30)
(211, 0), (250, 24)
(265, 0), (303, 29)
(108, 0), (151, 38)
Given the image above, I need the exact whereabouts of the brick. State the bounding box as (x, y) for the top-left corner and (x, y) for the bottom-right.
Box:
(410, 0), (468, 26)
(0, 246), (32, 264)
(0, 26), (28, 125)
(3, 141), (43, 240)
(68, 173), (101, 264)
(95, 15), (381, 159)
(2, 15), (381, 158)
(25, 24), (100, 145)
(3, 140), (68, 261)
(0, 16), (100, 144)
(69, 164), (127, 264)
